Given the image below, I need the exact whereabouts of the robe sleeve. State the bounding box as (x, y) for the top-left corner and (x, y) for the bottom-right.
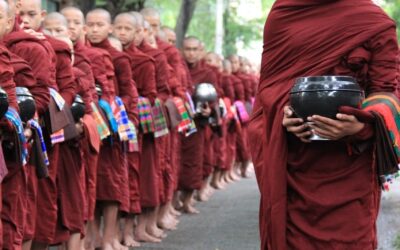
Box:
(167, 64), (186, 99)
(135, 60), (157, 104)
(114, 56), (138, 124)
(0, 49), (17, 110)
(10, 53), (50, 115)
(155, 53), (172, 101)
(222, 76), (235, 101)
(73, 66), (93, 114)
(55, 51), (78, 105)
(11, 42), (51, 114)
(233, 77), (245, 101)
(365, 27), (398, 94)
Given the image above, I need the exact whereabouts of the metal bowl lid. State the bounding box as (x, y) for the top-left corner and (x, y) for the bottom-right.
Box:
(291, 75), (362, 93)
(16, 87), (33, 98)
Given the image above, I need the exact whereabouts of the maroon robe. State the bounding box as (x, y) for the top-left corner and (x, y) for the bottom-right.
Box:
(74, 41), (100, 221)
(139, 41), (172, 205)
(179, 62), (218, 190)
(90, 39), (137, 213)
(124, 43), (157, 210)
(249, 1), (397, 249)
(3, 29), (55, 243)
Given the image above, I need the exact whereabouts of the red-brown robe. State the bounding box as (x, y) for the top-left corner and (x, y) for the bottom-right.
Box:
(179, 61), (218, 191)
(43, 37), (82, 245)
(74, 41), (100, 222)
(0, 44), (20, 249)
(139, 41), (171, 206)
(90, 39), (137, 214)
(221, 73), (236, 170)
(2, 29), (52, 246)
(124, 43), (157, 212)
(249, 1), (398, 249)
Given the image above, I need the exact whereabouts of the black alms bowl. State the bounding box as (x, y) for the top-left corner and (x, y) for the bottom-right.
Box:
(0, 87), (8, 119)
(16, 87), (35, 122)
(71, 95), (85, 123)
(289, 76), (364, 120)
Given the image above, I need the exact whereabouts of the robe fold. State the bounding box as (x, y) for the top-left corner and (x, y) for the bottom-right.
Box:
(124, 43), (158, 210)
(249, 1), (398, 249)
(91, 39), (137, 212)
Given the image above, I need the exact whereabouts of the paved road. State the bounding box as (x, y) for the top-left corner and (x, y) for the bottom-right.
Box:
(137, 177), (261, 250)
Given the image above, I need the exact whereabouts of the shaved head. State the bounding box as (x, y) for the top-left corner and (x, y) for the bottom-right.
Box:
(86, 8), (112, 44)
(140, 7), (160, 19)
(61, 6), (84, 23)
(114, 12), (136, 27)
(19, 0), (45, 30)
(184, 36), (201, 46)
(0, 0), (11, 38)
(130, 11), (144, 28)
(61, 6), (85, 43)
(45, 12), (67, 26)
(140, 7), (161, 33)
(161, 26), (176, 45)
(86, 8), (111, 24)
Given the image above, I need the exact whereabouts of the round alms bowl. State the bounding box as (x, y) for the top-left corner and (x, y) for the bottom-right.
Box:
(16, 87), (35, 123)
(289, 76), (364, 120)
(71, 95), (85, 123)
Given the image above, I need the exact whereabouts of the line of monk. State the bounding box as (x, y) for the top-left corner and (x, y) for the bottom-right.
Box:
(0, 1), (260, 250)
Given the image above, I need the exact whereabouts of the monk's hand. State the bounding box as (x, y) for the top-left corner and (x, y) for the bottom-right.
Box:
(200, 103), (212, 117)
(24, 128), (33, 141)
(23, 29), (46, 40)
(75, 119), (84, 135)
(282, 106), (312, 143)
(308, 114), (364, 140)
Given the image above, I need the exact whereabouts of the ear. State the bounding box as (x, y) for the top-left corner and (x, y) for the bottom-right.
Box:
(108, 24), (113, 35)
(40, 9), (46, 22)
(6, 17), (13, 33)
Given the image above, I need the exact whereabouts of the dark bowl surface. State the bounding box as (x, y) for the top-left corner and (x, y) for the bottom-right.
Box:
(16, 87), (35, 122)
(0, 88), (8, 119)
(71, 95), (85, 122)
(290, 76), (364, 119)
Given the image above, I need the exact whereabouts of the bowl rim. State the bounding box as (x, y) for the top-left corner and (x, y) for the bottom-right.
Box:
(295, 75), (356, 83)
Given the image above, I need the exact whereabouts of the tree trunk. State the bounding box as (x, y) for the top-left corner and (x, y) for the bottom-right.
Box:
(214, 0), (224, 54)
(175, 0), (199, 49)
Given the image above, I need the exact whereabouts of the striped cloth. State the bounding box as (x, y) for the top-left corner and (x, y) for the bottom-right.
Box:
(127, 120), (139, 152)
(90, 102), (110, 140)
(173, 97), (194, 133)
(51, 129), (65, 144)
(49, 88), (65, 110)
(99, 99), (118, 134)
(112, 96), (137, 142)
(362, 93), (400, 189)
(152, 98), (169, 138)
(234, 100), (250, 123)
(138, 96), (154, 134)
(5, 107), (28, 166)
(28, 118), (49, 166)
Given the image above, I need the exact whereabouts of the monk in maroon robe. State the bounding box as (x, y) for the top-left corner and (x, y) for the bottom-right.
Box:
(221, 60), (238, 183)
(249, 1), (398, 249)
(61, 7), (106, 249)
(142, 7), (186, 231)
(229, 55), (251, 178)
(179, 36), (218, 214)
(86, 9), (138, 250)
(2, 5), (51, 250)
(130, 11), (171, 240)
(113, 12), (161, 245)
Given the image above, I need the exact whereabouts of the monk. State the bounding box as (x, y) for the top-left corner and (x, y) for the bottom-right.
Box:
(1, 2), (51, 249)
(249, 1), (398, 249)
(61, 6), (109, 249)
(0, 1), (28, 249)
(179, 36), (218, 214)
(86, 8), (138, 250)
(18, 1), (78, 249)
(161, 26), (176, 46)
(228, 54), (251, 178)
(220, 60), (237, 184)
(112, 12), (161, 245)
(141, 7), (186, 231)
(130, 11), (171, 240)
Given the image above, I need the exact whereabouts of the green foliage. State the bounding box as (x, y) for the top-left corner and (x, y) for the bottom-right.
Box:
(381, 0), (400, 40)
(393, 233), (400, 249)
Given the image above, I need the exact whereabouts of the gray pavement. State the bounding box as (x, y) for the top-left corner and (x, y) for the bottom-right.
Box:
(137, 177), (261, 250)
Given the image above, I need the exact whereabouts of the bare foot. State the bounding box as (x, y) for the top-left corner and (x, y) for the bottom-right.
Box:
(134, 228), (161, 243)
(123, 234), (141, 248)
(182, 205), (200, 214)
(101, 242), (114, 250)
(112, 239), (128, 250)
(170, 207), (182, 217)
